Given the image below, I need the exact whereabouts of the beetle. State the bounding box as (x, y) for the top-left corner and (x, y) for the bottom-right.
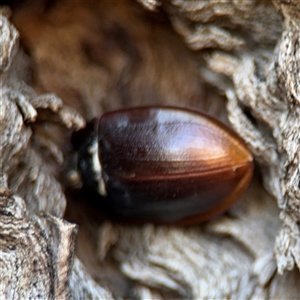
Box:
(74, 106), (253, 225)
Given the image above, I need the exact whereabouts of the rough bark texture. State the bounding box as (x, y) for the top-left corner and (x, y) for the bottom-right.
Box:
(0, 8), (112, 299)
(0, 0), (300, 299)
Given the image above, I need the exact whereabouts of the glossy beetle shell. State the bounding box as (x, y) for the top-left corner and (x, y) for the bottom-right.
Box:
(77, 106), (253, 225)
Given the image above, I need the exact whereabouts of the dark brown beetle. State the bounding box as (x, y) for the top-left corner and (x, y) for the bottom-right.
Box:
(75, 106), (253, 225)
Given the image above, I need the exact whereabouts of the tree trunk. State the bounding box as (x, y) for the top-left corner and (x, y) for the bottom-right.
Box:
(0, 1), (299, 299)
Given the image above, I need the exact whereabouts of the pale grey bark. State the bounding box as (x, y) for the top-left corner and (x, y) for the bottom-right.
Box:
(0, 11), (111, 299)
(1, 1), (300, 299)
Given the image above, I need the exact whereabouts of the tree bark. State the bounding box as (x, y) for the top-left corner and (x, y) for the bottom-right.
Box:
(0, 1), (299, 299)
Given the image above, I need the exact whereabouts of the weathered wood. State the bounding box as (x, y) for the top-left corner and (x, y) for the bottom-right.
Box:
(1, 0), (299, 299)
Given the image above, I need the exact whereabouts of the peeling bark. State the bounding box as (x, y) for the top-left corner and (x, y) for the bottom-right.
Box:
(1, 0), (300, 299)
